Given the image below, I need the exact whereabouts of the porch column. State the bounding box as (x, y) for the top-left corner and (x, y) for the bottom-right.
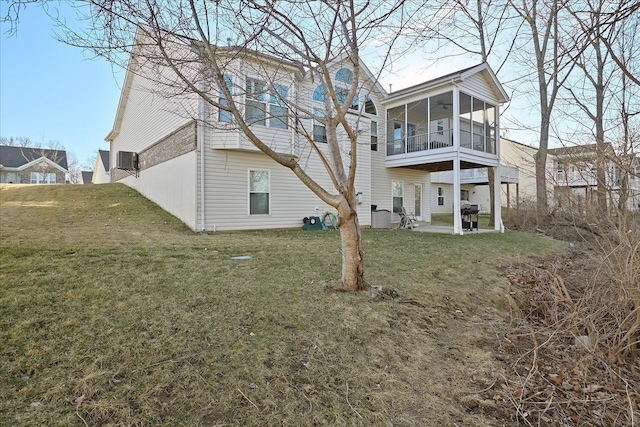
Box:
(453, 157), (462, 235)
(494, 164), (502, 231)
(506, 183), (510, 211)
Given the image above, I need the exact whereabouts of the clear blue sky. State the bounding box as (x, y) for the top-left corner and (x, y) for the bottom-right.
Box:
(1, 3), (123, 166)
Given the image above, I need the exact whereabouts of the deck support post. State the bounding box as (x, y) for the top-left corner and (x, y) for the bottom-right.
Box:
(453, 157), (462, 235)
(494, 165), (502, 231)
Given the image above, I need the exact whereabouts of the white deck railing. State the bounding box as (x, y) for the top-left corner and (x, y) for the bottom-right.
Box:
(387, 129), (496, 156)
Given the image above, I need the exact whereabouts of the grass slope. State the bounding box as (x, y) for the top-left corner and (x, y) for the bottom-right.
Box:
(0, 184), (565, 426)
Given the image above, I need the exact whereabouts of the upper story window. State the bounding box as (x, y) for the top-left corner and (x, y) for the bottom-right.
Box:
(370, 121), (378, 151)
(269, 85), (289, 129)
(364, 97), (377, 115)
(335, 68), (354, 84)
(218, 74), (233, 123)
(335, 87), (359, 110)
(312, 85), (325, 102)
(245, 77), (288, 128)
(245, 77), (267, 125)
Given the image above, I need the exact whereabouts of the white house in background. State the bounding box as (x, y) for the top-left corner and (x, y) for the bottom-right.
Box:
(105, 46), (508, 234)
(91, 150), (110, 184)
(430, 138), (537, 214)
(547, 144), (640, 212)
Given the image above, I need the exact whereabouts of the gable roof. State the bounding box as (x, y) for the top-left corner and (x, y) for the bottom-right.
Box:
(548, 144), (598, 156)
(81, 171), (94, 184)
(0, 145), (69, 170)
(98, 149), (110, 171)
(383, 62), (509, 105)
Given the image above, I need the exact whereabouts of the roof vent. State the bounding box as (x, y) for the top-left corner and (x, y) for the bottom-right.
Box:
(116, 151), (138, 171)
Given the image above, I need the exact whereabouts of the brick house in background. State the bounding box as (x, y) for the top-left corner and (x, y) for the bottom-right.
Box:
(0, 145), (68, 184)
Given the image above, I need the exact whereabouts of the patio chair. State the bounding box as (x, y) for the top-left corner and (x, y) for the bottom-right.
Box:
(398, 207), (419, 229)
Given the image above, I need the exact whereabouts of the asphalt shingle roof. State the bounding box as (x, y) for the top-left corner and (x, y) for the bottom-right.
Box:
(0, 145), (69, 170)
(98, 150), (110, 171)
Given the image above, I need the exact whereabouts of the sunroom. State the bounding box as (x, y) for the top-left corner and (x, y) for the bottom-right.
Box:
(382, 63), (509, 234)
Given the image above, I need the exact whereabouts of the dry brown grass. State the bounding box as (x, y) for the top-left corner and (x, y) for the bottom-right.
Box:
(1, 183), (566, 426)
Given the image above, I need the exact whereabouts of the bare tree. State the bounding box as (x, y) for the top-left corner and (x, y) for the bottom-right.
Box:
(409, 0), (514, 227)
(509, 0), (575, 218)
(0, 136), (38, 147)
(5, 0), (410, 290)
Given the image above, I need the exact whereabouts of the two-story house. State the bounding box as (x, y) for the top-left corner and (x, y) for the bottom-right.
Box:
(548, 144), (640, 212)
(105, 47), (508, 234)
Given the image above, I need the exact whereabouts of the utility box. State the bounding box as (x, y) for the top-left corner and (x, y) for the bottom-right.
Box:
(371, 209), (391, 229)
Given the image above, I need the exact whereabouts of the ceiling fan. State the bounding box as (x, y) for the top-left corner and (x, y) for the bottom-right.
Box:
(432, 100), (453, 110)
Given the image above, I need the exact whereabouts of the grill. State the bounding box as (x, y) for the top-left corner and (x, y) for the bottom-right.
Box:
(460, 201), (479, 231)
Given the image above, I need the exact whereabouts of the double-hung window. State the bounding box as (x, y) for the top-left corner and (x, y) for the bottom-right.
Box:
(313, 108), (327, 143)
(245, 78), (266, 125)
(218, 74), (233, 123)
(392, 180), (403, 213)
(249, 170), (270, 215)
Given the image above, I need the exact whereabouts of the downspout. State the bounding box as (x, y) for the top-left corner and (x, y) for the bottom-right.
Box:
(198, 92), (206, 232)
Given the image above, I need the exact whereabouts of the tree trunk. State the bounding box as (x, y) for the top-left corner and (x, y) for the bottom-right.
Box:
(535, 111), (550, 219)
(337, 202), (367, 291)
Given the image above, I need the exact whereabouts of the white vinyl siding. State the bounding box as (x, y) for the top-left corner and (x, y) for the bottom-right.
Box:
(111, 69), (196, 158)
(459, 72), (497, 104)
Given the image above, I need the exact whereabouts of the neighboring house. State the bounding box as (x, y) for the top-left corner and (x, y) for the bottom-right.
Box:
(0, 145), (68, 184)
(91, 150), (110, 184)
(105, 48), (508, 234)
(547, 144), (640, 212)
(430, 138), (537, 214)
(81, 171), (94, 184)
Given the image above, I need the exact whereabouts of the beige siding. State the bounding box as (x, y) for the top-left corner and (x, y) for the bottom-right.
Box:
(121, 151), (197, 229)
(92, 157), (110, 184)
(199, 150), (328, 231)
(197, 59), (377, 231)
(459, 73), (496, 103)
(500, 139), (537, 203)
(112, 70), (196, 157)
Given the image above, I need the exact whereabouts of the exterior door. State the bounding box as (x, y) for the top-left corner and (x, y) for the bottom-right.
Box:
(414, 183), (422, 220)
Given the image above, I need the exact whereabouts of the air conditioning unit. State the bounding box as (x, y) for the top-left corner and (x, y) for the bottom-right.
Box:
(116, 151), (138, 170)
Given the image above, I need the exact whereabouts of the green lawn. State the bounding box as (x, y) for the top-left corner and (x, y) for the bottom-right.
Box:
(0, 184), (565, 426)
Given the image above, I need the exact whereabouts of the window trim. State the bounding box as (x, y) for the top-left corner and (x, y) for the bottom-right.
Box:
(245, 77), (267, 126)
(437, 187), (444, 206)
(392, 180), (403, 213)
(313, 108), (327, 143)
(218, 74), (233, 123)
(370, 121), (378, 151)
(248, 169), (271, 216)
